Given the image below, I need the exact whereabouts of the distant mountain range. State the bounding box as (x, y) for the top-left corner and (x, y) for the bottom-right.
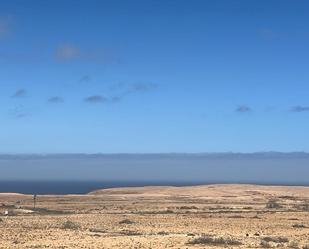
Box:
(1, 152), (309, 160)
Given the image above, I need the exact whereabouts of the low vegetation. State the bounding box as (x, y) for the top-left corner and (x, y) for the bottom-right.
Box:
(260, 240), (272, 248)
(119, 219), (135, 225)
(89, 228), (106, 233)
(61, 220), (80, 230)
(288, 241), (299, 249)
(120, 230), (142, 236)
(292, 224), (308, 228)
(266, 199), (281, 209)
(260, 236), (291, 248)
(188, 235), (242, 246)
(177, 206), (199, 210)
(298, 202), (309, 211)
(228, 215), (245, 218)
(262, 236), (289, 243)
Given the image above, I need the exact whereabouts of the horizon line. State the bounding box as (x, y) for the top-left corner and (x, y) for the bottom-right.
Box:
(1, 151), (309, 156)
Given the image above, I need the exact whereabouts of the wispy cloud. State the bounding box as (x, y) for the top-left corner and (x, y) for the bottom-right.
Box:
(55, 44), (118, 64)
(130, 83), (157, 92)
(12, 89), (27, 98)
(290, 106), (309, 113)
(84, 95), (107, 104)
(110, 82), (157, 92)
(258, 28), (309, 41)
(55, 44), (80, 60)
(108, 82), (157, 101)
(0, 15), (12, 38)
(14, 113), (28, 118)
(258, 28), (277, 39)
(48, 96), (64, 103)
(109, 82), (126, 91)
(79, 75), (92, 83)
(8, 105), (29, 119)
(84, 82), (157, 105)
(235, 105), (252, 113)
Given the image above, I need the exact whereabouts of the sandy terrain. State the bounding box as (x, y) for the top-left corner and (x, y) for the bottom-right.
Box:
(0, 184), (308, 248)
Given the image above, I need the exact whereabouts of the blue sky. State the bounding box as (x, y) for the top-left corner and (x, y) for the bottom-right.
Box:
(1, 0), (309, 153)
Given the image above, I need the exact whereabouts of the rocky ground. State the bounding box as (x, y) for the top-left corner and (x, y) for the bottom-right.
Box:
(0, 184), (308, 248)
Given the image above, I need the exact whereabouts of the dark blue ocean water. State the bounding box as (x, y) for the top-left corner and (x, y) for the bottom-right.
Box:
(0, 180), (308, 195)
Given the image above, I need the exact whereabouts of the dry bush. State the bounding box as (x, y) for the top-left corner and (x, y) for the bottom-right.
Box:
(119, 219), (135, 225)
(262, 236), (289, 243)
(89, 228), (106, 233)
(228, 215), (245, 218)
(266, 199), (281, 209)
(260, 240), (272, 248)
(188, 235), (242, 246)
(288, 241), (299, 249)
(177, 206), (198, 210)
(61, 220), (80, 230)
(156, 209), (174, 214)
(299, 203), (309, 211)
(292, 224), (307, 228)
(187, 233), (195, 237)
(120, 230), (142, 236)
(253, 215), (262, 219)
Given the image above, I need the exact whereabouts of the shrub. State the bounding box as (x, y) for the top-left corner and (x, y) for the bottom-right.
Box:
(262, 236), (289, 243)
(260, 240), (272, 248)
(288, 241), (299, 249)
(300, 203), (309, 211)
(178, 206), (198, 210)
(61, 220), (80, 230)
(120, 230), (142, 236)
(292, 224), (307, 228)
(89, 228), (106, 233)
(188, 235), (242, 246)
(228, 215), (245, 218)
(266, 199), (281, 209)
(119, 219), (135, 225)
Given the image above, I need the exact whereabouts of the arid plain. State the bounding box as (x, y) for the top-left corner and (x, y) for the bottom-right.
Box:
(0, 184), (308, 249)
